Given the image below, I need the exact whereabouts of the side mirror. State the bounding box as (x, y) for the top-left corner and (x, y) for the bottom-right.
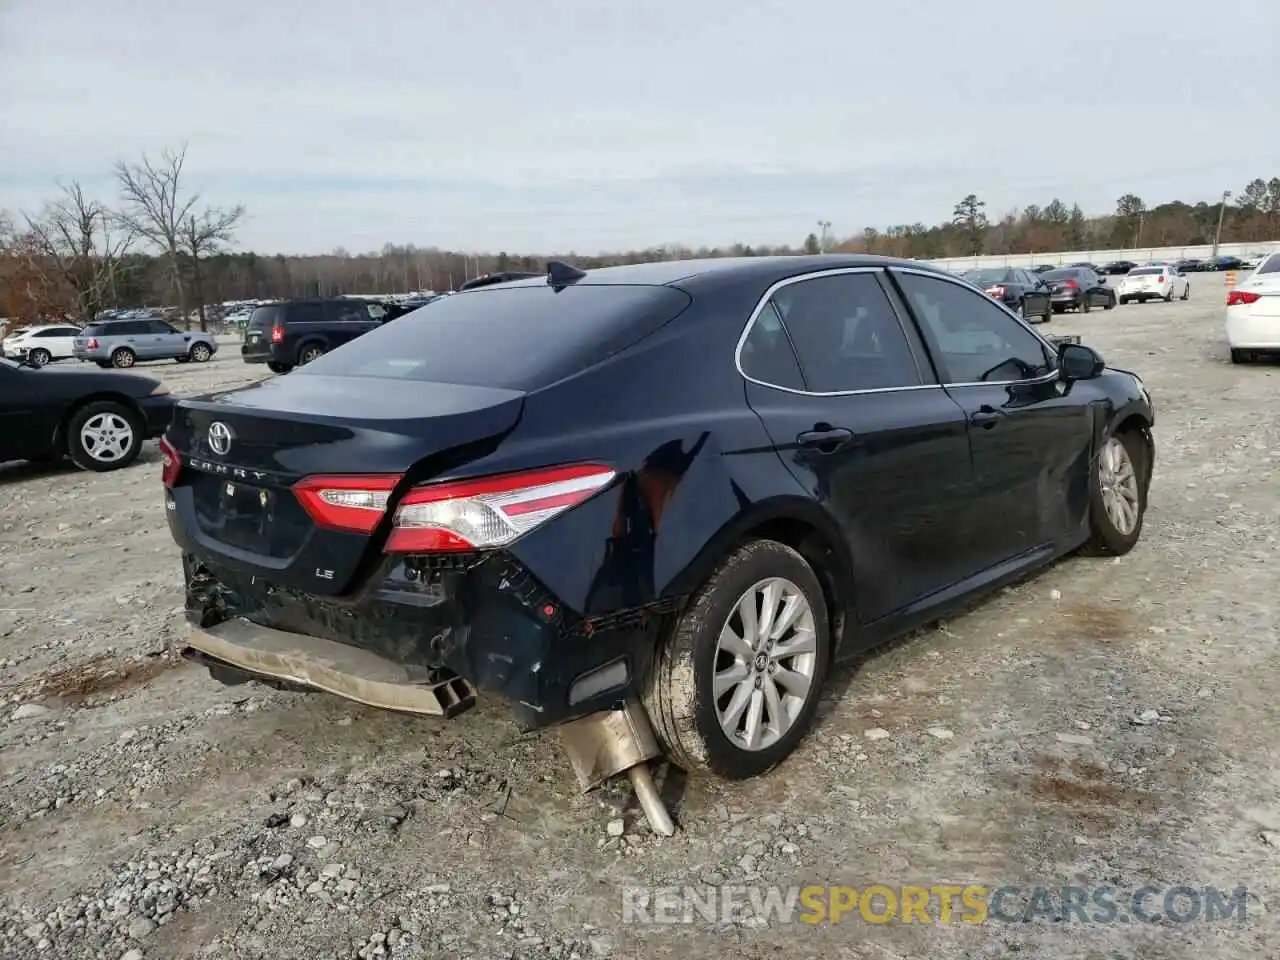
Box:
(1059, 342), (1105, 381)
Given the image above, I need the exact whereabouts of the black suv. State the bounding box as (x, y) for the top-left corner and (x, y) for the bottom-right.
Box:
(241, 298), (396, 373)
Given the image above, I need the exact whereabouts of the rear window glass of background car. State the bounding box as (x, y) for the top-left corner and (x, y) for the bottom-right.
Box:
(248, 306), (286, 329)
(1128, 267), (1163, 276)
(298, 284), (693, 391)
(1041, 270), (1080, 282)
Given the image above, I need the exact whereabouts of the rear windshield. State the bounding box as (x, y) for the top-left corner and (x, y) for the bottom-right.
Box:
(249, 306), (286, 329)
(80, 323), (108, 336)
(1127, 267), (1164, 276)
(1041, 269), (1082, 281)
(963, 269), (1013, 284)
(297, 284), (693, 391)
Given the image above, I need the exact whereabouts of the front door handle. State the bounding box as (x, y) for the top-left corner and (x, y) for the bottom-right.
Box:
(797, 427), (855, 453)
(970, 405), (1005, 429)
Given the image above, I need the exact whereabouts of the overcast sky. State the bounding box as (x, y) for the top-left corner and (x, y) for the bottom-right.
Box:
(2, 0), (1277, 255)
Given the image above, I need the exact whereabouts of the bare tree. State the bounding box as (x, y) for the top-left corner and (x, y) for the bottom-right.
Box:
(115, 145), (243, 329)
(182, 206), (244, 330)
(21, 181), (132, 323)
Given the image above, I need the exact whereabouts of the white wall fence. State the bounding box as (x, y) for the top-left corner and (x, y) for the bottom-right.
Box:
(927, 239), (1278, 272)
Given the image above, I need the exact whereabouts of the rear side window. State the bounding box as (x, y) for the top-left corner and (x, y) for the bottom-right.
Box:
(740, 302), (804, 390)
(291, 303), (324, 324)
(769, 273), (923, 392)
(324, 301), (371, 322)
(248, 306), (286, 329)
(1257, 254), (1280, 275)
(298, 284), (693, 391)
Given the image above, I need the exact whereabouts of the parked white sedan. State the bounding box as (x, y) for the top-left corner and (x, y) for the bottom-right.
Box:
(0, 323), (83, 366)
(1117, 264), (1190, 304)
(1226, 251), (1280, 363)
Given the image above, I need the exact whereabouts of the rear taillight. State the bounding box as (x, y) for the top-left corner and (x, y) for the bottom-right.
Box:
(293, 464), (617, 552)
(270, 325), (284, 344)
(985, 285), (1006, 299)
(1155, 276), (1164, 283)
(1227, 290), (1261, 306)
(159, 436), (181, 488)
(1063, 279), (1079, 289)
(86, 338), (99, 349)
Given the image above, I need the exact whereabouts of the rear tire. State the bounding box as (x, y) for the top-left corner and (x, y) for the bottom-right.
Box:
(1080, 297), (1091, 313)
(644, 539), (831, 779)
(297, 343), (325, 365)
(66, 400), (143, 472)
(1181, 284), (1190, 301)
(1230, 348), (1248, 364)
(1119, 296), (1130, 305)
(189, 342), (212, 362)
(1081, 429), (1148, 557)
(110, 347), (136, 369)
(27, 348), (51, 367)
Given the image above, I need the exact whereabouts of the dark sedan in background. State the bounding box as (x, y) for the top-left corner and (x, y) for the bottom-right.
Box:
(1101, 260), (1137, 275)
(0, 356), (175, 471)
(959, 267), (1053, 322)
(1041, 267), (1118, 313)
(160, 254), (1155, 836)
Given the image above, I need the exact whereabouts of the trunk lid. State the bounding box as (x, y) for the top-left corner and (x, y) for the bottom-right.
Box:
(168, 374), (524, 593)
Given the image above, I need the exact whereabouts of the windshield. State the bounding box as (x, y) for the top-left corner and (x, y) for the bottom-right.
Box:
(962, 269), (1013, 285)
(1127, 267), (1164, 276)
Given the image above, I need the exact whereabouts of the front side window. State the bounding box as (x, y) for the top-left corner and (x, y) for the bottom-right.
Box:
(769, 272), (923, 392)
(895, 273), (1054, 384)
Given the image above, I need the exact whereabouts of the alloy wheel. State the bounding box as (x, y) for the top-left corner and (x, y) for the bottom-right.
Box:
(80, 412), (135, 463)
(712, 577), (818, 751)
(1098, 437), (1140, 535)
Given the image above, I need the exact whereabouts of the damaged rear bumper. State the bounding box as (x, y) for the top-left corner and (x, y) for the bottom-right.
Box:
(181, 617), (477, 717)
(179, 552), (681, 730)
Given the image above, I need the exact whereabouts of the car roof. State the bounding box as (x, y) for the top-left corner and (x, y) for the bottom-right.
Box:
(489, 255), (949, 292)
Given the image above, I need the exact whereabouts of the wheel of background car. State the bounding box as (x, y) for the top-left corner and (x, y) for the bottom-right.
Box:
(1181, 284), (1190, 301)
(110, 347), (136, 368)
(643, 539), (830, 778)
(1080, 297), (1091, 313)
(297, 343), (325, 365)
(1163, 288), (1173, 302)
(66, 400), (143, 472)
(1103, 294), (1114, 311)
(1230, 348), (1248, 364)
(1080, 429), (1147, 556)
(190, 342), (212, 362)
(267, 361), (292, 374)
(27, 348), (52, 366)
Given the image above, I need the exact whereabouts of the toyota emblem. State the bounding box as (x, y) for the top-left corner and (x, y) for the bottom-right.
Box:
(208, 421), (234, 456)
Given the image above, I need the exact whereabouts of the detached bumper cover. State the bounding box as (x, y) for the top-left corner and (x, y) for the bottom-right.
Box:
(181, 617), (476, 717)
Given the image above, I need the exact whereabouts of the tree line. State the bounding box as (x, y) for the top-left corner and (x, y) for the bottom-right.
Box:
(4, 154), (1279, 328)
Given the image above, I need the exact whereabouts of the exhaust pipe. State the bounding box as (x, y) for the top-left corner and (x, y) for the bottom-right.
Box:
(558, 698), (675, 837)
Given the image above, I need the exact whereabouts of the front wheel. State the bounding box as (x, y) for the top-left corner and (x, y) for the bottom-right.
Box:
(66, 401), (143, 472)
(1081, 430), (1148, 556)
(644, 539), (830, 779)
(110, 347), (136, 369)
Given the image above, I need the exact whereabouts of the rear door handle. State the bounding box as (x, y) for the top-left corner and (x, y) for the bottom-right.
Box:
(797, 427), (855, 453)
(970, 405), (1005, 428)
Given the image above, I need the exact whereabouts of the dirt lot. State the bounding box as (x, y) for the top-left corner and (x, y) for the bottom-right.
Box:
(2, 281), (1278, 959)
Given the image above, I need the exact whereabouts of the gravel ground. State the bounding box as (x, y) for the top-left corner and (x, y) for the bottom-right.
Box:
(2, 279), (1278, 959)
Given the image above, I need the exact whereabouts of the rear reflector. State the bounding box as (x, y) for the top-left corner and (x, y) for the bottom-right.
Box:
(293, 464), (617, 552)
(159, 436), (181, 489)
(1227, 290), (1261, 306)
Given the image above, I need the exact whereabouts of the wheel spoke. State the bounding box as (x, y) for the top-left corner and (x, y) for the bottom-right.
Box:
(762, 675), (789, 738)
(742, 688), (765, 749)
(717, 623), (753, 662)
(714, 660), (750, 699)
(720, 681), (753, 733)
(773, 665), (812, 700)
(769, 593), (804, 641)
(755, 581), (781, 648)
(771, 628), (816, 661)
(736, 592), (758, 648)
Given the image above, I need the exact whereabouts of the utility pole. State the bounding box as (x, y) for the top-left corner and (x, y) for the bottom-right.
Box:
(1212, 190), (1231, 260)
(816, 220), (832, 253)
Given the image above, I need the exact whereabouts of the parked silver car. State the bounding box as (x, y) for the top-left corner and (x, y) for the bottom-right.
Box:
(72, 318), (218, 368)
